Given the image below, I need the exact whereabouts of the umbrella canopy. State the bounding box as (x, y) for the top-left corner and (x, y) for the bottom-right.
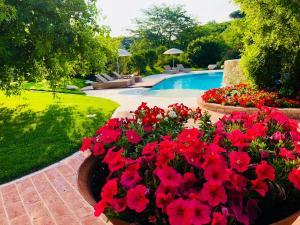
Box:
(163, 48), (184, 55)
(117, 49), (131, 73)
(118, 49), (132, 57)
(163, 48), (184, 67)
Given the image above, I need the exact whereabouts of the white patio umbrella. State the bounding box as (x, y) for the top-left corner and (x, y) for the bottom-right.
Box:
(117, 49), (132, 74)
(163, 48), (184, 68)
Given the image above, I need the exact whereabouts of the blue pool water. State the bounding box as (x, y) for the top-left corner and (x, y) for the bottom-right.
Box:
(151, 72), (223, 91)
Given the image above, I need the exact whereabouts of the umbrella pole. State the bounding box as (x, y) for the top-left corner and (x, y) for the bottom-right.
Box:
(117, 57), (119, 74)
(173, 55), (175, 68)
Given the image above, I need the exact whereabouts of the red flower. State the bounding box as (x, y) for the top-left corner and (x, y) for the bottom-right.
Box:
(229, 151), (251, 173)
(102, 147), (125, 173)
(177, 128), (202, 143)
(166, 198), (192, 225)
(127, 185), (149, 212)
(156, 192), (173, 212)
(142, 141), (158, 155)
(100, 178), (118, 203)
(156, 147), (175, 167)
(251, 179), (268, 197)
(201, 181), (227, 207)
(81, 137), (91, 152)
(212, 212), (227, 225)
(120, 168), (142, 188)
(180, 172), (199, 196)
(279, 148), (296, 160)
(204, 165), (229, 183)
(227, 130), (249, 149)
(288, 168), (300, 190)
(189, 199), (211, 225)
(246, 123), (267, 140)
(256, 160), (275, 181)
(126, 130), (141, 144)
(155, 166), (183, 187)
(94, 200), (107, 217)
(92, 142), (105, 156)
(111, 197), (127, 212)
(99, 128), (121, 144)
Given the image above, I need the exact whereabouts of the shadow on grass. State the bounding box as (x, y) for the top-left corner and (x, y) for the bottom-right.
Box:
(0, 104), (108, 184)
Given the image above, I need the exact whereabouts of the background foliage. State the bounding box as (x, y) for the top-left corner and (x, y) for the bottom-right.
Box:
(0, 0), (118, 92)
(235, 0), (300, 98)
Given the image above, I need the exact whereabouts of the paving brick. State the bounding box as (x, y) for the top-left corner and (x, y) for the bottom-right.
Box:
(32, 216), (56, 225)
(10, 214), (32, 225)
(5, 201), (26, 220)
(1, 184), (21, 203)
(81, 214), (108, 225)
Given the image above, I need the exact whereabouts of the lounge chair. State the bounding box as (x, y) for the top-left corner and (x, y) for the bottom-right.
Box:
(208, 64), (217, 70)
(177, 64), (192, 73)
(112, 72), (142, 83)
(92, 74), (131, 90)
(163, 65), (178, 74)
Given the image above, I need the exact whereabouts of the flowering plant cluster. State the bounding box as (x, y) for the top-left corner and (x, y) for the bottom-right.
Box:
(81, 102), (300, 225)
(202, 84), (300, 108)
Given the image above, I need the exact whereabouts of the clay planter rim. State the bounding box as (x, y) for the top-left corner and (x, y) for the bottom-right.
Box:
(78, 155), (300, 225)
(77, 155), (129, 225)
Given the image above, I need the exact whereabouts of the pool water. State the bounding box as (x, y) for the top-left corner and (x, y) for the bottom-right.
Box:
(145, 72), (223, 97)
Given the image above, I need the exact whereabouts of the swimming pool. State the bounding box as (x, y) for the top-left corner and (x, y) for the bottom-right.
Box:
(145, 71), (223, 97)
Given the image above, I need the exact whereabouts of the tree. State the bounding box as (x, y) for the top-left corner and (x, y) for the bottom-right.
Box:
(187, 37), (226, 68)
(0, 0), (117, 93)
(131, 4), (197, 47)
(235, 0), (300, 97)
(229, 10), (245, 19)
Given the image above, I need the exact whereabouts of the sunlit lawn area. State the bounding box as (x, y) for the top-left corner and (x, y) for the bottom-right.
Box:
(23, 78), (87, 95)
(0, 91), (119, 184)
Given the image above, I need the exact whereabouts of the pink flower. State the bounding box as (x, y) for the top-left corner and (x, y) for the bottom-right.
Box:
(102, 147), (125, 173)
(201, 181), (227, 207)
(126, 185), (149, 212)
(288, 168), (300, 190)
(81, 137), (91, 152)
(166, 198), (192, 225)
(251, 179), (268, 197)
(94, 200), (107, 217)
(279, 148), (295, 160)
(212, 212), (227, 225)
(155, 166), (183, 187)
(229, 151), (251, 173)
(92, 142), (105, 156)
(189, 199), (211, 225)
(100, 178), (118, 203)
(256, 160), (275, 181)
(99, 128), (121, 144)
(204, 165), (229, 183)
(156, 192), (173, 212)
(120, 168), (142, 188)
(126, 130), (141, 144)
(111, 197), (127, 212)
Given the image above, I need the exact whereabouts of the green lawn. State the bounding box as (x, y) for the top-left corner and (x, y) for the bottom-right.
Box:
(0, 91), (119, 184)
(23, 78), (87, 95)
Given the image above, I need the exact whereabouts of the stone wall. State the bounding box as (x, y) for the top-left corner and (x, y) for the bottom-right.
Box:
(223, 59), (247, 86)
(198, 97), (300, 120)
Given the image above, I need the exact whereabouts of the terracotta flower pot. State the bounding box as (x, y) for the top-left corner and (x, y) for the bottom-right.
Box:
(78, 155), (300, 225)
(77, 155), (129, 225)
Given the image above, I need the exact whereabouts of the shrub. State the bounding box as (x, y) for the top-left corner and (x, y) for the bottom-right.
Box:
(81, 102), (300, 225)
(202, 84), (300, 108)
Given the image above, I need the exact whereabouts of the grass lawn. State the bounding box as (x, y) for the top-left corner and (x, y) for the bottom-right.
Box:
(0, 91), (119, 184)
(23, 78), (87, 95)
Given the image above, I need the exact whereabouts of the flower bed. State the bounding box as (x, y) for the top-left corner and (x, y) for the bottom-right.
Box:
(202, 84), (300, 108)
(80, 103), (300, 225)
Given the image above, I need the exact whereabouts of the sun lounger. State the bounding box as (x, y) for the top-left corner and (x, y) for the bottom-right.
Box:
(92, 74), (131, 89)
(208, 64), (217, 70)
(163, 65), (178, 74)
(112, 72), (142, 83)
(177, 64), (192, 73)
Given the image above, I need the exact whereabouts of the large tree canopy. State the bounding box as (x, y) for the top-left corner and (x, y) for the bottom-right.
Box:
(235, 0), (300, 97)
(131, 4), (197, 48)
(0, 0), (117, 92)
